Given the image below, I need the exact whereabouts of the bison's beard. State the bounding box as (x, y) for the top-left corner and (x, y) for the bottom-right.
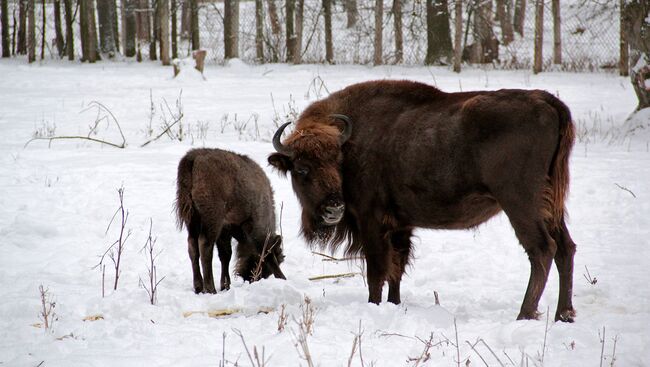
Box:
(300, 210), (339, 245)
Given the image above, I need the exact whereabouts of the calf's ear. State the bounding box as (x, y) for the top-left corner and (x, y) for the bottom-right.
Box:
(268, 153), (292, 174)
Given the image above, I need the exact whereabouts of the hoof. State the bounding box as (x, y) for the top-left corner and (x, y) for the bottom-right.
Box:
(517, 310), (542, 321)
(555, 308), (576, 323)
(193, 286), (203, 294)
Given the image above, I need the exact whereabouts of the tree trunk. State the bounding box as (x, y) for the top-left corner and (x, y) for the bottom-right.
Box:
(619, 0), (628, 76)
(293, 0), (303, 63)
(53, 0), (64, 57)
(63, 0), (73, 59)
(1, 0), (9, 57)
(345, 0), (357, 28)
(124, 0), (137, 57)
(513, 0), (525, 36)
(426, 0), (452, 65)
(533, 0), (543, 73)
(373, 0), (382, 65)
(150, 0), (158, 61)
(267, 0), (280, 62)
(97, 0), (117, 57)
(112, 0), (119, 50)
(180, 0), (189, 39)
(80, 0), (98, 62)
(18, 0), (26, 55)
(190, 0), (199, 50)
(159, 0), (170, 64)
(40, 0), (45, 60)
(285, 0), (295, 61)
(255, 0), (263, 61)
(393, 0), (403, 63)
(171, 0), (177, 58)
(469, 0), (497, 64)
(27, 0), (34, 62)
(622, 0), (650, 110)
(496, 0), (514, 45)
(453, 0), (462, 72)
(324, 0), (333, 63)
(552, 0), (561, 65)
(224, 0), (239, 59)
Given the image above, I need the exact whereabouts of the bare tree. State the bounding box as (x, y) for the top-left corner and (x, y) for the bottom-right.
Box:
(467, 0), (498, 64)
(255, 0), (263, 61)
(533, 0), (544, 73)
(426, 0), (452, 65)
(373, 0), (383, 65)
(453, 0), (462, 72)
(323, 0), (333, 63)
(27, 0), (34, 62)
(18, 0), (26, 55)
(123, 0), (137, 57)
(97, 0), (118, 57)
(224, 0), (239, 59)
(393, 0), (403, 63)
(513, 0), (526, 36)
(53, 0), (64, 57)
(622, 0), (650, 111)
(1, 0), (9, 57)
(286, 0), (295, 61)
(158, 0), (170, 64)
(63, 0), (73, 59)
(293, 0), (304, 63)
(80, 0), (99, 62)
(345, 0), (358, 28)
(267, 0), (281, 61)
(40, 0), (44, 60)
(171, 0), (177, 58)
(496, 0), (514, 45)
(619, 0), (628, 76)
(552, 0), (561, 65)
(190, 0), (199, 50)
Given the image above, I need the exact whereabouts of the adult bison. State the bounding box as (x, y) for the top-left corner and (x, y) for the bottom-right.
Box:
(268, 80), (576, 322)
(176, 148), (286, 294)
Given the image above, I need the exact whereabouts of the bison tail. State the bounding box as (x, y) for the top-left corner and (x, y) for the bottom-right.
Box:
(545, 95), (575, 230)
(175, 153), (195, 231)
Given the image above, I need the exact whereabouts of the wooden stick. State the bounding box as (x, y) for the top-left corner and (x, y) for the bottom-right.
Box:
(308, 272), (358, 281)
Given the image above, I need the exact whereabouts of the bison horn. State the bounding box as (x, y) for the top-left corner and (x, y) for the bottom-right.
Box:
(330, 114), (353, 144)
(272, 122), (294, 157)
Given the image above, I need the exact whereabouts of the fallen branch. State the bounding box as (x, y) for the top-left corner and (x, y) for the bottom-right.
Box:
(614, 183), (636, 198)
(308, 272), (359, 281)
(311, 251), (362, 262)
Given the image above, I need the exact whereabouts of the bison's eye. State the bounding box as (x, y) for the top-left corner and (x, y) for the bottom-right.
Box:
(294, 167), (309, 177)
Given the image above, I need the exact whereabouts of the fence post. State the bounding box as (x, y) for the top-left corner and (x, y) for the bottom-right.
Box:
(552, 0), (561, 65)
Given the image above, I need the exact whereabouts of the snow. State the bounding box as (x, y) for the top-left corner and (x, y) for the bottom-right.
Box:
(1, 59), (649, 366)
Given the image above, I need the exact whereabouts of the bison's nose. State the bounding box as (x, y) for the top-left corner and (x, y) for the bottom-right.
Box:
(322, 204), (345, 225)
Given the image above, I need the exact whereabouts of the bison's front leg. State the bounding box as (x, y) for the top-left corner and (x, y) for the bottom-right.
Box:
(386, 229), (413, 304)
(362, 229), (391, 304)
(216, 231), (233, 291)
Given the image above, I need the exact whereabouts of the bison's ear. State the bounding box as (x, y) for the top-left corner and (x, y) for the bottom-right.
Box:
(268, 153), (292, 174)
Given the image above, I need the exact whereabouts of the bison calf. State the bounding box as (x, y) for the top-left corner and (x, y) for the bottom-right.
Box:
(175, 148), (286, 294)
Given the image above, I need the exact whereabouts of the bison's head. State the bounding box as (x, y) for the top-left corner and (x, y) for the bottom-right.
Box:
(268, 115), (352, 243)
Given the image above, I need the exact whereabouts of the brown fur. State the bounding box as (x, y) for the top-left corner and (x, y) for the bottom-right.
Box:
(175, 148), (285, 294)
(269, 80), (577, 321)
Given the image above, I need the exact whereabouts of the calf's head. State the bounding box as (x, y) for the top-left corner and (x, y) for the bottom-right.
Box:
(268, 115), (352, 242)
(236, 234), (286, 282)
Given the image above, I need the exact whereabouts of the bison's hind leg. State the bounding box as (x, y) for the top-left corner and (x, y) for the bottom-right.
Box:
(216, 228), (233, 291)
(551, 218), (577, 322)
(492, 184), (558, 321)
(187, 216), (204, 294)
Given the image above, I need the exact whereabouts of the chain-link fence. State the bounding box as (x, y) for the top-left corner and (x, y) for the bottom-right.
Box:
(197, 0), (620, 71)
(3, 0), (620, 72)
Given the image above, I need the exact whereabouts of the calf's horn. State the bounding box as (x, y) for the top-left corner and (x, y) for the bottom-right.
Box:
(330, 114), (353, 144)
(272, 122), (294, 157)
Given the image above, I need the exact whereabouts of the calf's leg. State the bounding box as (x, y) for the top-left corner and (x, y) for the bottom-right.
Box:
(198, 228), (219, 294)
(216, 228), (233, 291)
(187, 218), (203, 294)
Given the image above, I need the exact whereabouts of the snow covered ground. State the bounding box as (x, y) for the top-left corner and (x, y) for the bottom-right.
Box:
(1, 60), (648, 366)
